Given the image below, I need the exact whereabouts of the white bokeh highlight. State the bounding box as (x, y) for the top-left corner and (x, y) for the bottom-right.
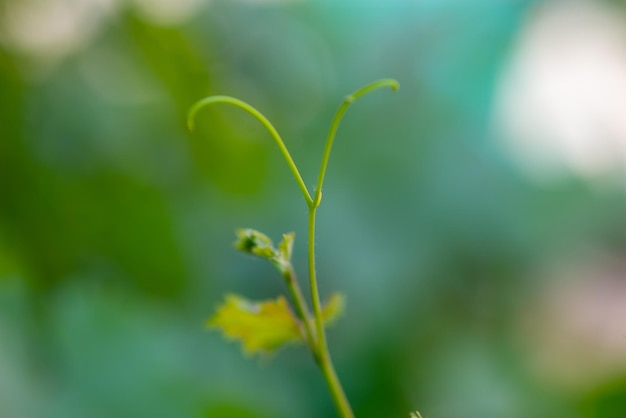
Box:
(492, 0), (626, 182)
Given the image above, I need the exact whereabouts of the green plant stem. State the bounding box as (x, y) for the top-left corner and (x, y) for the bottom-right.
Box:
(304, 79), (398, 417)
(307, 207), (354, 418)
(282, 266), (318, 354)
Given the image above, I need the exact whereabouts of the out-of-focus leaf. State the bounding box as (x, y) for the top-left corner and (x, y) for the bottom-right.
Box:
(208, 294), (302, 354)
(208, 292), (344, 354)
(321, 293), (345, 326)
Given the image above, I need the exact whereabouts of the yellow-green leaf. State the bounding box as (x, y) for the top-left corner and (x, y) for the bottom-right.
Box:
(208, 294), (302, 354)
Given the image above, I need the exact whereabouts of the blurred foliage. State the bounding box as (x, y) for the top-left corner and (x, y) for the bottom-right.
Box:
(1, 0), (626, 417)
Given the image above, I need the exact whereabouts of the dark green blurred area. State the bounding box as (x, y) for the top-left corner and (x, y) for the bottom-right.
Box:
(2, 1), (626, 417)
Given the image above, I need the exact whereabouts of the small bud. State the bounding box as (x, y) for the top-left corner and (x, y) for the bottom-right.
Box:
(234, 229), (297, 276)
(234, 229), (277, 259)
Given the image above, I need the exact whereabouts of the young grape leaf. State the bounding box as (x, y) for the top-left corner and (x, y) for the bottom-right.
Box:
(208, 294), (303, 354)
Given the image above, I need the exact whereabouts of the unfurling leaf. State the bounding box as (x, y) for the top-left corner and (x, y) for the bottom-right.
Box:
(208, 294), (302, 354)
(234, 229), (277, 259)
(235, 229), (296, 276)
(322, 293), (345, 326)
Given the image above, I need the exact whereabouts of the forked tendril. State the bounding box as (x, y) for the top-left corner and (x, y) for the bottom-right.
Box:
(187, 79), (399, 209)
(188, 80), (399, 418)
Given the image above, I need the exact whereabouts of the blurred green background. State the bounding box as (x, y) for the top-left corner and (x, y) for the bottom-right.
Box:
(2, 0), (626, 417)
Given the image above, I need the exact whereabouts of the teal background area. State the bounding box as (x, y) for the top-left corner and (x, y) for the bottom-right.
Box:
(1, 1), (626, 417)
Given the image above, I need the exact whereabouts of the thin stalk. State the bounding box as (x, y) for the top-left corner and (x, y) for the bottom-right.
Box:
(307, 207), (354, 418)
(306, 79), (398, 418)
(282, 266), (319, 356)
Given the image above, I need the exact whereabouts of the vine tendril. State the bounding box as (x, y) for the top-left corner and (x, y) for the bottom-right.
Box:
(313, 79), (399, 207)
(187, 96), (313, 206)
